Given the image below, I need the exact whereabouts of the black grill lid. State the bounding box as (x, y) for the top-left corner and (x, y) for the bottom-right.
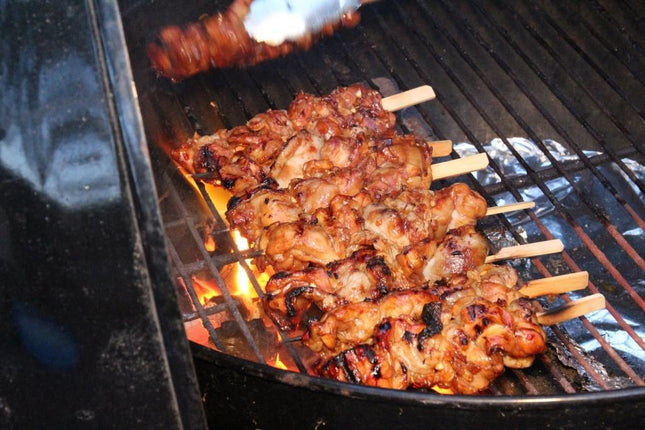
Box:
(0, 0), (205, 428)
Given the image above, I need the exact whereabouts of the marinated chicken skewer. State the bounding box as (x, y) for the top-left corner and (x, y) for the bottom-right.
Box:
(315, 264), (550, 394)
(148, 0), (364, 81)
(263, 225), (489, 330)
(259, 192), (490, 275)
(304, 267), (589, 359)
(227, 182), (488, 267)
(316, 273), (605, 394)
(172, 85), (444, 196)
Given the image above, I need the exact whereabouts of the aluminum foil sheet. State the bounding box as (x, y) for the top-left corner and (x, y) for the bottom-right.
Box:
(455, 138), (645, 387)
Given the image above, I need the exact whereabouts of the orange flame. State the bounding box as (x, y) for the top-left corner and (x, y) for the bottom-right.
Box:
(431, 386), (454, 395)
(204, 234), (217, 252)
(203, 182), (233, 219)
(271, 353), (288, 370)
(192, 276), (221, 305)
(177, 161), (277, 333)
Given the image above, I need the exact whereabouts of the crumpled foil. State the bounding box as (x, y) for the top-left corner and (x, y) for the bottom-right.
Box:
(455, 137), (645, 386)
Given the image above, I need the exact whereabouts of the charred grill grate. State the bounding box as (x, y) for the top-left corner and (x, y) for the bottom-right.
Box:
(122, 0), (644, 398)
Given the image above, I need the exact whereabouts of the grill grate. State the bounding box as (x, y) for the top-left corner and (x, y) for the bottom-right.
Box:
(124, 0), (644, 397)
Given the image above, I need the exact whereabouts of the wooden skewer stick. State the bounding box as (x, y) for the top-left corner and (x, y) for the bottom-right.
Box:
(519, 271), (589, 298)
(381, 85), (436, 111)
(486, 201), (535, 216)
(485, 239), (564, 263)
(536, 293), (606, 325)
(432, 152), (489, 180)
(428, 140), (453, 157)
(484, 202), (535, 218)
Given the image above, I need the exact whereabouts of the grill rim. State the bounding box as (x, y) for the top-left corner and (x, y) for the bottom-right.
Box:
(192, 342), (645, 407)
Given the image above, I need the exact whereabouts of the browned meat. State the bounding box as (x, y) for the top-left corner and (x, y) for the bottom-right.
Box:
(317, 264), (547, 394)
(227, 183), (487, 273)
(287, 85), (397, 139)
(148, 0), (362, 80)
(396, 224), (490, 284)
(305, 264), (532, 357)
(262, 225), (489, 330)
(291, 175), (364, 215)
(172, 85), (400, 196)
(304, 288), (441, 358)
(259, 221), (346, 271)
(263, 248), (400, 330)
(225, 186), (302, 244)
(175, 109), (293, 194)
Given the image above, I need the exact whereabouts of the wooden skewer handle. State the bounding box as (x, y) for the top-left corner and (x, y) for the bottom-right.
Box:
(432, 153), (489, 180)
(519, 271), (589, 298)
(536, 293), (606, 325)
(381, 85), (436, 111)
(486, 201), (535, 216)
(485, 239), (564, 263)
(428, 140), (453, 157)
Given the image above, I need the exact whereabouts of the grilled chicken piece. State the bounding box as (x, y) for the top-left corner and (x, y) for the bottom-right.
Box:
(291, 173), (365, 215)
(288, 85), (396, 139)
(148, 0), (362, 81)
(172, 85), (400, 194)
(396, 224), (490, 284)
(226, 186), (302, 244)
(272, 131), (431, 195)
(320, 316), (506, 393)
(173, 109), (293, 194)
(259, 221), (346, 271)
(262, 225), (488, 330)
(263, 249), (399, 330)
(317, 264), (547, 394)
(365, 134), (433, 199)
(271, 130), (325, 188)
(304, 288), (441, 358)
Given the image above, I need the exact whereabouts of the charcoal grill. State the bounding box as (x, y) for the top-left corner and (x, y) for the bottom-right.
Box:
(1, 0), (644, 428)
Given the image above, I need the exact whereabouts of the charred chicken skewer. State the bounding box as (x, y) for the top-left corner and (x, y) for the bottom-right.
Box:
(315, 263), (548, 394)
(227, 182), (488, 270)
(263, 224), (489, 330)
(305, 266), (588, 359)
(172, 85), (443, 196)
(262, 225), (568, 332)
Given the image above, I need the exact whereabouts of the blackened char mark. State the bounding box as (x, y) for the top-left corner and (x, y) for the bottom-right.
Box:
(221, 177), (237, 190)
(199, 146), (222, 173)
(226, 195), (243, 211)
(417, 302), (443, 350)
(365, 254), (392, 296)
(270, 271), (292, 280)
(285, 286), (314, 317)
(466, 304), (486, 322)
